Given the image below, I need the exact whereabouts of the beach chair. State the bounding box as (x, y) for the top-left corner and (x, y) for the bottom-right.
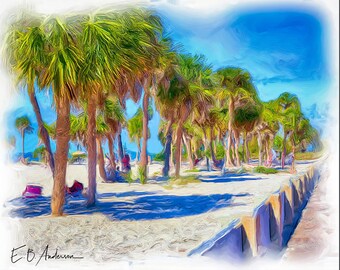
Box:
(22, 185), (42, 198)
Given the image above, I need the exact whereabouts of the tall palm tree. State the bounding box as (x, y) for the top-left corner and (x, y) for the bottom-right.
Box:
(289, 114), (319, 172)
(79, 14), (111, 206)
(96, 115), (110, 181)
(39, 15), (82, 216)
(138, 29), (171, 180)
(273, 92), (301, 169)
(15, 116), (33, 160)
(215, 67), (258, 167)
(153, 39), (180, 177)
(233, 98), (262, 165)
(102, 96), (125, 169)
(4, 14), (55, 175)
(256, 100), (280, 165)
(157, 54), (213, 177)
(70, 111), (109, 181)
(78, 9), (165, 201)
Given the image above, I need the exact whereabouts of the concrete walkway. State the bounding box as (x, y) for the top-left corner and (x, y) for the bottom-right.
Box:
(283, 164), (339, 264)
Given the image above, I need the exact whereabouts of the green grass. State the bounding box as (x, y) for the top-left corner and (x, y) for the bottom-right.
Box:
(295, 151), (323, 160)
(184, 168), (200, 173)
(163, 175), (201, 189)
(253, 166), (278, 174)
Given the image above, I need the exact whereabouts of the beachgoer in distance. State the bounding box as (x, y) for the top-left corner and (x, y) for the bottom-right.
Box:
(122, 154), (131, 172)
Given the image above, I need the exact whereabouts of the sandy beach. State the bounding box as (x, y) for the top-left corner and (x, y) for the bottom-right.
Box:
(2, 157), (325, 267)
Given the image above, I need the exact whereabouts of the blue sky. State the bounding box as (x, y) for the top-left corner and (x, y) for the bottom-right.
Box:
(6, 5), (331, 156)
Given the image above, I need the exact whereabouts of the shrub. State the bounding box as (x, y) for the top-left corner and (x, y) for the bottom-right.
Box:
(215, 143), (225, 160)
(153, 151), (165, 162)
(124, 170), (135, 184)
(295, 151), (323, 160)
(184, 168), (200, 173)
(168, 175), (201, 185)
(253, 166), (278, 174)
(138, 166), (147, 184)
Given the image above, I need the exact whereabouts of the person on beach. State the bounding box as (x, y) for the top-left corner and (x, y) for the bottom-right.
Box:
(122, 154), (131, 172)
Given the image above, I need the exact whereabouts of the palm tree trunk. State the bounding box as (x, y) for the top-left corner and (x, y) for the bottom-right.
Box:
(226, 97), (235, 167)
(28, 87), (55, 176)
(245, 132), (250, 164)
(136, 141), (141, 162)
(242, 132), (246, 163)
(210, 128), (216, 163)
(175, 121), (183, 178)
(86, 93), (97, 207)
(140, 92), (149, 177)
(204, 140), (211, 171)
(231, 132), (236, 163)
(265, 137), (270, 166)
(107, 135), (116, 170)
(291, 144), (296, 173)
(226, 130), (233, 167)
(183, 135), (194, 170)
(203, 130), (211, 171)
(170, 143), (175, 168)
(234, 129), (241, 167)
(117, 130), (124, 166)
(163, 128), (173, 177)
(51, 99), (70, 216)
(21, 129), (25, 160)
(96, 137), (107, 181)
(257, 131), (262, 166)
(281, 131), (287, 169)
(221, 133), (228, 174)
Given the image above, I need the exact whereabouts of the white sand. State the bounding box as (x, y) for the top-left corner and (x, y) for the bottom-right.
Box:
(4, 158), (325, 265)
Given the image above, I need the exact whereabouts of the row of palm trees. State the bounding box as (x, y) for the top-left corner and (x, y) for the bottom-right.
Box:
(4, 8), (320, 216)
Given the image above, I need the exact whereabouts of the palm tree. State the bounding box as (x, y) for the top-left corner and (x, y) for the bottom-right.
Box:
(157, 54), (213, 177)
(127, 107), (148, 162)
(138, 30), (171, 180)
(39, 15), (82, 216)
(102, 96), (125, 169)
(4, 14), (55, 175)
(215, 67), (258, 167)
(70, 111), (109, 181)
(182, 122), (198, 170)
(78, 9), (165, 202)
(233, 98), (262, 165)
(256, 100), (280, 165)
(273, 92), (301, 169)
(127, 110), (142, 162)
(96, 115), (110, 181)
(79, 13), (116, 206)
(191, 98), (221, 171)
(290, 114), (319, 173)
(15, 116), (33, 160)
(33, 145), (47, 163)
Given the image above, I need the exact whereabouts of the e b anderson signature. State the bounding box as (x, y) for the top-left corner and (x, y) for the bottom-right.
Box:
(11, 244), (84, 266)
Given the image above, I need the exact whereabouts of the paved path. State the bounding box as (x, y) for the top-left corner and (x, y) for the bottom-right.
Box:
(283, 164), (339, 265)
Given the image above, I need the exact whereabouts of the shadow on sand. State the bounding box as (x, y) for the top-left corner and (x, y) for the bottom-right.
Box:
(8, 191), (251, 220)
(199, 173), (263, 183)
